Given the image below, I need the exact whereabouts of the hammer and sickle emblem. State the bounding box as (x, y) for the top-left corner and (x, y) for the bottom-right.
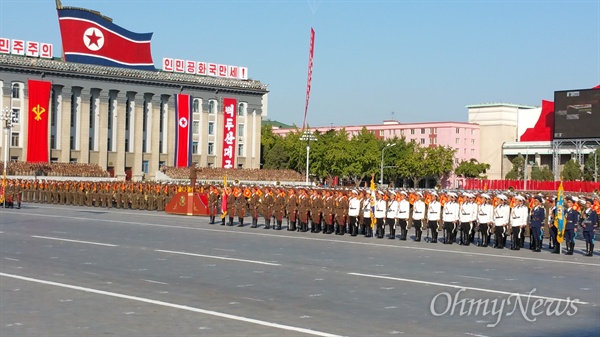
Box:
(33, 104), (45, 121)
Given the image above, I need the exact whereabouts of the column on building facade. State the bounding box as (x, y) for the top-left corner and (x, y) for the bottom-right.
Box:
(251, 109), (257, 161)
(0, 83), (11, 157)
(163, 95), (174, 167)
(113, 90), (127, 179)
(21, 86), (29, 161)
(51, 85), (62, 153)
(149, 94), (160, 179)
(131, 92), (144, 181)
(97, 90), (109, 170)
(58, 86), (72, 162)
(79, 89), (91, 163)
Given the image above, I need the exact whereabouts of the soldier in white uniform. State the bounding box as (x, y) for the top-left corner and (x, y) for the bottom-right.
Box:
(459, 193), (473, 245)
(477, 194), (494, 247)
(510, 195), (528, 250)
(493, 194), (510, 249)
(427, 192), (442, 243)
(412, 192), (426, 242)
(396, 191), (411, 240)
(361, 191), (374, 238)
(347, 190), (361, 237)
(375, 191), (387, 239)
(386, 191), (399, 239)
(442, 192), (459, 244)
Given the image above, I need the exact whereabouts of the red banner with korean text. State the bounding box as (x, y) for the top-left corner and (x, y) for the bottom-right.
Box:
(302, 27), (315, 130)
(221, 98), (237, 169)
(26, 79), (51, 162)
(174, 94), (192, 167)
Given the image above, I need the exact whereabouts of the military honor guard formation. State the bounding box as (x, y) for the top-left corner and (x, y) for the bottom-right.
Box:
(3, 175), (597, 257)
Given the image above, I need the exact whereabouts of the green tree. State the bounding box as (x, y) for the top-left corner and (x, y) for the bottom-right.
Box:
(424, 146), (456, 185)
(530, 165), (554, 181)
(263, 142), (289, 169)
(396, 144), (427, 187)
(561, 159), (582, 181)
(382, 137), (414, 187)
(260, 124), (280, 167)
(583, 148), (600, 182)
(454, 158), (490, 179)
(505, 155), (525, 180)
(346, 127), (380, 186)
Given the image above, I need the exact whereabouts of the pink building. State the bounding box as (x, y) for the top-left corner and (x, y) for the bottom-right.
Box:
(272, 120), (481, 188)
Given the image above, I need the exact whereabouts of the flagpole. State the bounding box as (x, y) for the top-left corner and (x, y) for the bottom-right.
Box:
(1, 108), (12, 208)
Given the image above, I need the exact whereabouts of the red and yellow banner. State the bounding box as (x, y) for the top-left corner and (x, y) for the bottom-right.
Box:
(26, 79), (51, 162)
(302, 27), (315, 129)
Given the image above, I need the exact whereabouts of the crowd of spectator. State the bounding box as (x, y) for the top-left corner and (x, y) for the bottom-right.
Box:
(162, 166), (304, 182)
(0, 162), (110, 177)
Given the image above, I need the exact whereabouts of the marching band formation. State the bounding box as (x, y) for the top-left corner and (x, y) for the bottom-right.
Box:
(2, 178), (598, 257)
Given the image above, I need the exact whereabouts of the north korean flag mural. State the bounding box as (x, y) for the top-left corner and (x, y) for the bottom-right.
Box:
(26, 79), (51, 163)
(174, 94), (193, 167)
(56, 6), (155, 70)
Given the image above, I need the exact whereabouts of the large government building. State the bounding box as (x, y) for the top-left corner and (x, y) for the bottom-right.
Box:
(0, 55), (268, 180)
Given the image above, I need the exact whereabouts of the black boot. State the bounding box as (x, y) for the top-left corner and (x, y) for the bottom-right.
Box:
(251, 218), (257, 228)
(209, 216), (215, 224)
(264, 219), (270, 229)
(588, 244), (594, 256)
(566, 242), (573, 255)
(221, 217), (226, 226)
(276, 221), (282, 230)
(228, 217), (234, 226)
(237, 218), (244, 227)
(552, 243), (560, 254)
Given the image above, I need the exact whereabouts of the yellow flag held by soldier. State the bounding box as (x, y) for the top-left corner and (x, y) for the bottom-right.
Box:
(555, 181), (565, 244)
(370, 173), (376, 229)
(221, 175), (228, 219)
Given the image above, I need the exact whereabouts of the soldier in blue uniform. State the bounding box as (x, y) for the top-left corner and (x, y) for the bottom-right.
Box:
(564, 197), (580, 255)
(582, 198), (597, 256)
(529, 196), (546, 252)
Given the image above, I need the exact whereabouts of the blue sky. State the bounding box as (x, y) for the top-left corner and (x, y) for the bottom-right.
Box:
(1, 0), (599, 127)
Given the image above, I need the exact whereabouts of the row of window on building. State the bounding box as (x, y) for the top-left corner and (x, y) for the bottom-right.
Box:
(4, 82), (250, 158)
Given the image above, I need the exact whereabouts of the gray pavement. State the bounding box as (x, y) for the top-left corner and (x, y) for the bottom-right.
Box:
(1, 204), (599, 337)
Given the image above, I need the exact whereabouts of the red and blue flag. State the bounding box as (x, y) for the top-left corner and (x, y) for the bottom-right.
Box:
(174, 94), (193, 167)
(57, 7), (155, 70)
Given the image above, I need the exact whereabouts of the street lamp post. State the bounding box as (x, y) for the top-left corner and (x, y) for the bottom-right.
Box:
(1, 107), (13, 208)
(380, 143), (396, 188)
(300, 131), (317, 186)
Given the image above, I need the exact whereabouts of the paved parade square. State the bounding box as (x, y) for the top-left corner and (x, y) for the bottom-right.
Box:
(1, 204), (598, 336)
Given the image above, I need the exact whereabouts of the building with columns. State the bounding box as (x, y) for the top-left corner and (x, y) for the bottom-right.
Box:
(0, 54), (269, 180)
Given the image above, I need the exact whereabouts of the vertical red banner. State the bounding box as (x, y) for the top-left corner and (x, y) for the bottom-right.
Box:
(221, 98), (237, 169)
(174, 93), (192, 167)
(302, 27), (315, 129)
(26, 79), (51, 162)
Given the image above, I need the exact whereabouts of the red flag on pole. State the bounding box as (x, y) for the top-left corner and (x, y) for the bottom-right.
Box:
(302, 28), (315, 130)
(26, 79), (51, 162)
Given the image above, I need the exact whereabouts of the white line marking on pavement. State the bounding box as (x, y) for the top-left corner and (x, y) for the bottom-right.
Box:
(0, 272), (342, 337)
(31, 235), (118, 247)
(455, 275), (492, 281)
(143, 279), (168, 285)
(4, 257), (20, 261)
(348, 272), (590, 305)
(155, 249), (281, 266)
(13, 211), (600, 267)
(214, 248), (236, 252)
